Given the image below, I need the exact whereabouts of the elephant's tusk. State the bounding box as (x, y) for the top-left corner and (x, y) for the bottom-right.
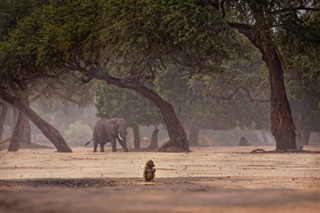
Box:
(118, 133), (124, 141)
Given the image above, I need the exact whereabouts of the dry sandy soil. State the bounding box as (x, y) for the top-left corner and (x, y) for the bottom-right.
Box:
(0, 146), (320, 213)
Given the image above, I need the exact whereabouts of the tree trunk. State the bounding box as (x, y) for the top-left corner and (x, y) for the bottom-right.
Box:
(0, 102), (8, 140)
(230, 4), (297, 151)
(148, 126), (159, 150)
(8, 111), (27, 151)
(302, 130), (310, 145)
(132, 124), (140, 149)
(261, 131), (268, 144)
(188, 126), (199, 146)
(259, 34), (296, 150)
(0, 88), (72, 152)
(23, 119), (32, 144)
(92, 73), (190, 152)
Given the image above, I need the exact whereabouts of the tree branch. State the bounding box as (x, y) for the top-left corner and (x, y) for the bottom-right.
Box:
(206, 86), (269, 102)
(227, 22), (253, 38)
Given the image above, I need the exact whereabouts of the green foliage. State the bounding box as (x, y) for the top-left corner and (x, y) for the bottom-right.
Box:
(0, 0), (49, 41)
(1, 0), (319, 136)
(100, 0), (242, 76)
(158, 55), (270, 130)
(0, 0), (100, 81)
(95, 83), (162, 126)
(63, 121), (92, 147)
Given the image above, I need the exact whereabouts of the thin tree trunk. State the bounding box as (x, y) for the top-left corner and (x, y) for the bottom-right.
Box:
(23, 119), (32, 144)
(188, 126), (199, 147)
(91, 73), (190, 152)
(0, 102), (8, 140)
(8, 111), (27, 151)
(0, 88), (72, 152)
(261, 131), (268, 144)
(132, 124), (140, 149)
(148, 126), (159, 150)
(302, 130), (310, 145)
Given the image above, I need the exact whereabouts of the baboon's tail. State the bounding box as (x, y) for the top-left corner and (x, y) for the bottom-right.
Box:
(84, 139), (93, 146)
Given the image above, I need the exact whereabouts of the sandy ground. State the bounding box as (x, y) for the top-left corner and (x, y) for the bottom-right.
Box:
(0, 146), (320, 213)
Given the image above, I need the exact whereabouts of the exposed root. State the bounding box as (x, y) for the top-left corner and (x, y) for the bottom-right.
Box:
(0, 136), (11, 144)
(157, 140), (189, 153)
(251, 148), (320, 154)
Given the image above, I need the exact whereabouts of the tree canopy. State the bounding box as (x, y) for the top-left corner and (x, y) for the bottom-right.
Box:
(1, 0), (319, 151)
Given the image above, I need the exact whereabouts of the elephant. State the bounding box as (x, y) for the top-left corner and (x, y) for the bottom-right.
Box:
(85, 118), (128, 152)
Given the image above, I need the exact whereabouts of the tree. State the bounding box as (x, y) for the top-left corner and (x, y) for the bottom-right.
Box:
(0, 0), (74, 152)
(281, 11), (320, 145)
(1, 0), (241, 152)
(211, 0), (320, 150)
(157, 53), (270, 146)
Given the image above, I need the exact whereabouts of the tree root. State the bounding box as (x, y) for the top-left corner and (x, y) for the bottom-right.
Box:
(251, 148), (320, 154)
(0, 136), (11, 144)
(157, 140), (189, 153)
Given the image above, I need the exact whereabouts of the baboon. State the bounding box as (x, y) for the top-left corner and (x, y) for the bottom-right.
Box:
(143, 160), (156, 182)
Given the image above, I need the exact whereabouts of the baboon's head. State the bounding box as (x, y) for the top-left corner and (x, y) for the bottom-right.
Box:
(146, 160), (155, 167)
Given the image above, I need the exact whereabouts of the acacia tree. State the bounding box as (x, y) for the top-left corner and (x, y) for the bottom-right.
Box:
(158, 52), (270, 146)
(282, 11), (320, 145)
(0, 0), (75, 152)
(212, 0), (320, 150)
(2, 0), (243, 152)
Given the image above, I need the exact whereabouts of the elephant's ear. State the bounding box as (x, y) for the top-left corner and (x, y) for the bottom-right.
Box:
(105, 120), (117, 135)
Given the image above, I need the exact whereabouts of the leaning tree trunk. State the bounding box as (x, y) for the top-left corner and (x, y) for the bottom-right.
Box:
(92, 73), (189, 152)
(132, 124), (140, 149)
(0, 88), (72, 152)
(188, 126), (199, 147)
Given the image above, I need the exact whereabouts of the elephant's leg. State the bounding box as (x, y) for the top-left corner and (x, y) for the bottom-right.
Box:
(100, 143), (105, 152)
(119, 140), (128, 152)
(111, 137), (117, 152)
(93, 133), (98, 152)
(93, 142), (98, 152)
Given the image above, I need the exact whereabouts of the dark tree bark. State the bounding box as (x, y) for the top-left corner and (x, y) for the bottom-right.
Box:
(91, 72), (190, 152)
(0, 102), (8, 140)
(0, 88), (72, 152)
(259, 35), (296, 150)
(148, 126), (159, 150)
(188, 126), (199, 147)
(8, 110), (31, 151)
(229, 4), (297, 150)
(8, 111), (27, 151)
(132, 124), (140, 149)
